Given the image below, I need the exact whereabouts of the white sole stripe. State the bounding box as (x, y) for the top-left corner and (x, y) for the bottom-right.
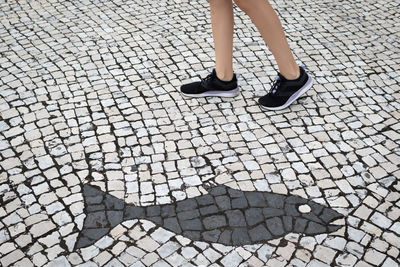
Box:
(181, 87), (240, 98)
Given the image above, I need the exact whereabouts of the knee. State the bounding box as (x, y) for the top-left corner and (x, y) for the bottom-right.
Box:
(233, 0), (255, 14)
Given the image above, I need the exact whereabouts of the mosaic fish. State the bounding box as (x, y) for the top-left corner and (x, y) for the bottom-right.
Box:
(75, 184), (344, 249)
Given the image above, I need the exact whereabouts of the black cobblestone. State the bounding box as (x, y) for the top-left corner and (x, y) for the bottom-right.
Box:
(226, 210), (246, 227)
(245, 208), (264, 226)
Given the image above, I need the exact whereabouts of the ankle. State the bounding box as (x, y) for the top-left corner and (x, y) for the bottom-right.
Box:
(215, 69), (234, 82)
(281, 66), (300, 80)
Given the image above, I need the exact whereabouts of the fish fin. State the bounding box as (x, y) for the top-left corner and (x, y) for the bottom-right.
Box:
(75, 184), (125, 250)
(328, 225), (342, 233)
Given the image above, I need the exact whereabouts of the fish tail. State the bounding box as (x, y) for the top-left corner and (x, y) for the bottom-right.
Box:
(75, 184), (126, 249)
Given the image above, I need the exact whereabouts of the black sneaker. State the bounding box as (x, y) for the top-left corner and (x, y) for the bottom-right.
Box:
(259, 66), (313, 110)
(181, 69), (239, 98)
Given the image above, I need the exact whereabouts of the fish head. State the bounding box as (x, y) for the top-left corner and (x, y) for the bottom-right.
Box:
(203, 184), (345, 242)
(279, 194), (345, 235)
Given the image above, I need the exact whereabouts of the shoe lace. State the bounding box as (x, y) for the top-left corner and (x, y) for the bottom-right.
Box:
(201, 73), (214, 86)
(269, 76), (281, 95)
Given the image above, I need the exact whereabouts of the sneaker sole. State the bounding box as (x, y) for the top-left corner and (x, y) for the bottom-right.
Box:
(260, 74), (313, 111)
(181, 87), (240, 98)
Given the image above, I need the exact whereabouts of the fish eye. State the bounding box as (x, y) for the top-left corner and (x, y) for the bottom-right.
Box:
(298, 204), (311, 214)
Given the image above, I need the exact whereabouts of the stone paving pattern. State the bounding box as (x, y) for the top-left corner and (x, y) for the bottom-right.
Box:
(0, 0), (399, 266)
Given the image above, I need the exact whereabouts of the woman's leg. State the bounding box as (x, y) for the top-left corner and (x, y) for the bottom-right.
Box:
(234, 0), (300, 80)
(180, 0), (238, 98)
(209, 0), (235, 81)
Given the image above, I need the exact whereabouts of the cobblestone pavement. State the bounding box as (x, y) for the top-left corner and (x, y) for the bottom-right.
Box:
(0, 0), (399, 266)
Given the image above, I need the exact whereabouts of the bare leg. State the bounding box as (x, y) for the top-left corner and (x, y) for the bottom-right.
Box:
(209, 0), (235, 81)
(234, 0), (300, 79)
